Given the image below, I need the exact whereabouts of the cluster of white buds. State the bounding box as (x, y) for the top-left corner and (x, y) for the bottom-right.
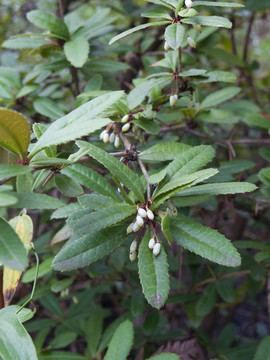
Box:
(187, 36), (196, 48)
(148, 237), (161, 257)
(170, 94), (178, 107)
(129, 240), (138, 262)
(185, 0), (193, 8)
(164, 41), (170, 52)
(100, 129), (121, 148)
(126, 208), (154, 234)
(121, 114), (131, 133)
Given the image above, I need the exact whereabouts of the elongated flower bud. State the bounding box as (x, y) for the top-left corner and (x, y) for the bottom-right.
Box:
(164, 41), (170, 52)
(153, 242), (161, 256)
(187, 36), (196, 48)
(126, 222), (134, 234)
(185, 0), (193, 8)
(136, 215), (144, 227)
(193, 24), (202, 33)
(133, 221), (140, 232)
(109, 132), (115, 143)
(122, 123), (131, 132)
(100, 130), (107, 140)
(121, 114), (129, 123)
(103, 132), (109, 143)
(130, 240), (137, 252)
(170, 94), (178, 107)
(129, 251), (137, 262)
(114, 135), (120, 148)
(148, 238), (156, 250)
(138, 208), (147, 218)
(147, 209), (154, 220)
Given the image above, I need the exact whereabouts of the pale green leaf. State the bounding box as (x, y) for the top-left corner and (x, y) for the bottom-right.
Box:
(33, 98), (65, 120)
(75, 141), (145, 203)
(181, 16), (232, 28)
(200, 87), (241, 109)
(0, 164), (31, 181)
(253, 336), (270, 360)
(54, 174), (83, 197)
(29, 91), (124, 158)
(7, 192), (64, 209)
(109, 21), (170, 45)
(0, 217), (28, 270)
(154, 173), (198, 199)
(78, 194), (117, 210)
(141, 8), (172, 20)
(0, 193), (18, 207)
(138, 229), (170, 309)
(139, 142), (190, 161)
(244, 113), (270, 130)
(147, 354), (180, 360)
(64, 36), (89, 68)
(104, 320), (134, 360)
(2, 37), (51, 49)
(0, 312), (38, 360)
(164, 23), (185, 50)
(193, 1), (244, 7)
(171, 215), (241, 267)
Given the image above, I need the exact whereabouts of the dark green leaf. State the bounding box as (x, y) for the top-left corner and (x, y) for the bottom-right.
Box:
(54, 174), (83, 197)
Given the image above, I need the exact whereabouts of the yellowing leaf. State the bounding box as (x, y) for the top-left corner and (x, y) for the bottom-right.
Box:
(0, 108), (30, 161)
(3, 213), (33, 306)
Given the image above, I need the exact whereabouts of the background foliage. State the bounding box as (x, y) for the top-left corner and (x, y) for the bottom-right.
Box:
(0, 0), (270, 359)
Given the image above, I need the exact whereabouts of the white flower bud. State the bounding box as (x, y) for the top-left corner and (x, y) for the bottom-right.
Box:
(109, 132), (115, 143)
(166, 207), (173, 217)
(114, 135), (120, 148)
(153, 242), (161, 256)
(100, 130), (107, 140)
(138, 208), (147, 218)
(122, 123), (131, 132)
(133, 221), (140, 232)
(193, 24), (202, 33)
(121, 114), (129, 123)
(136, 215), (144, 227)
(147, 209), (154, 220)
(126, 222), (134, 234)
(170, 94), (178, 107)
(164, 41), (170, 52)
(187, 36), (196, 48)
(129, 251), (137, 262)
(130, 240), (137, 252)
(148, 238), (156, 250)
(185, 0), (193, 8)
(103, 132), (109, 143)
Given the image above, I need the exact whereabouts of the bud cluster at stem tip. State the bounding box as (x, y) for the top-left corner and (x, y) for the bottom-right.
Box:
(170, 94), (178, 107)
(185, 0), (193, 8)
(100, 129), (121, 148)
(126, 208), (154, 234)
(148, 236), (161, 257)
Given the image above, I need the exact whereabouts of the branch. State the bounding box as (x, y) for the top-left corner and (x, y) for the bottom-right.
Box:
(243, 12), (256, 62)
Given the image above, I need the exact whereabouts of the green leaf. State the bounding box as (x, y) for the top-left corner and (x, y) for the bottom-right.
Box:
(164, 23), (185, 50)
(16, 84), (38, 99)
(196, 283), (217, 316)
(148, 0), (175, 8)
(0, 217), (28, 270)
(161, 213), (173, 244)
(244, 113), (270, 130)
(64, 36), (89, 68)
(76, 141), (145, 203)
(0, 193), (18, 207)
(29, 91), (124, 158)
(8, 192), (64, 209)
(0, 164), (31, 181)
(52, 224), (127, 271)
(54, 174), (83, 197)
(33, 98), (65, 120)
(84, 59), (129, 73)
(72, 204), (137, 236)
(133, 118), (160, 135)
(259, 168), (270, 186)
(147, 354), (180, 360)
(193, 1), (244, 7)
(27, 10), (70, 40)
(171, 215), (241, 267)
(0, 305), (34, 323)
(0, 108), (30, 160)
(104, 320), (134, 360)
(138, 229), (170, 309)
(49, 332), (77, 350)
(141, 8), (172, 20)
(2, 37), (51, 49)
(85, 307), (103, 357)
(62, 164), (119, 201)
(181, 16), (232, 28)
(176, 182), (257, 197)
(109, 21), (170, 45)
(139, 142), (190, 161)
(51, 203), (83, 219)
(0, 312), (38, 360)
(154, 173), (198, 199)
(78, 194), (117, 210)
(253, 336), (270, 360)
(200, 87), (241, 109)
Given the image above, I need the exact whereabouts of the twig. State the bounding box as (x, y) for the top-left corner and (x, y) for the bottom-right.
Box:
(70, 66), (80, 96)
(243, 12), (256, 62)
(137, 157), (151, 201)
